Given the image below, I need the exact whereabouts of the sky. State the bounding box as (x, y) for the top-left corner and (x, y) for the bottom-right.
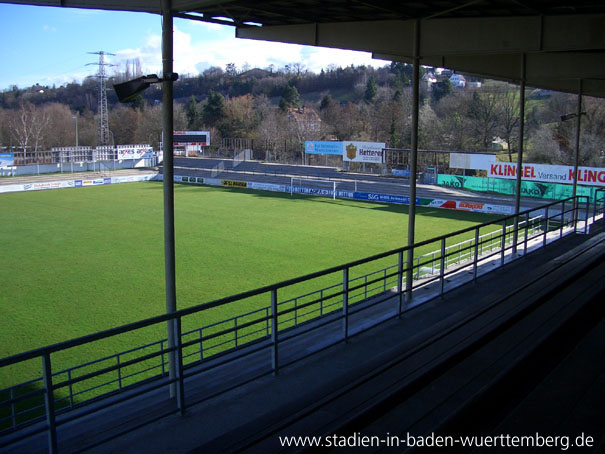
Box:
(0, 4), (387, 90)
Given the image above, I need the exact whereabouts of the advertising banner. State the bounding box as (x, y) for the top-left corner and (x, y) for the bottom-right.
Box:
(0, 153), (14, 167)
(222, 180), (247, 188)
(437, 174), (600, 201)
(342, 142), (385, 164)
(488, 162), (605, 186)
(0, 174), (157, 194)
(248, 182), (286, 192)
(353, 192), (415, 205)
(117, 145), (153, 160)
(392, 169), (411, 177)
(304, 141), (343, 155)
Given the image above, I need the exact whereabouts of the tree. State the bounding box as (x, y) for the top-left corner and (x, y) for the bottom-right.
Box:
(494, 87), (520, 162)
(225, 63), (238, 76)
(364, 75), (377, 103)
(186, 96), (199, 129)
(284, 84), (301, 107)
(219, 94), (257, 138)
(431, 79), (452, 103)
(203, 91), (226, 125)
(8, 101), (50, 161)
(319, 94), (333, 111)
(109, 105), (139, 145)
(467, 91), (500, 151)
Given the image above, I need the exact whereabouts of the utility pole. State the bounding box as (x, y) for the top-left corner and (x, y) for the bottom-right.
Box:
(87, 51), (115, 146)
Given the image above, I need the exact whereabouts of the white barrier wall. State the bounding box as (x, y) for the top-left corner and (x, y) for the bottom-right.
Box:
(0, 157), (157, 177)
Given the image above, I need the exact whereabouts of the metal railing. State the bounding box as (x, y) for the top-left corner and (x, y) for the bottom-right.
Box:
(593, 188), (605, 222)
(0, 196), (594, 453)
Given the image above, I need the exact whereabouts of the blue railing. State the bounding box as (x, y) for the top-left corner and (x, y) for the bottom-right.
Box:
(0, 196), (594, 453)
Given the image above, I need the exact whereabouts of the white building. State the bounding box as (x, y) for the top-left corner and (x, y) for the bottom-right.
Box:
(449, 73), (467, 88)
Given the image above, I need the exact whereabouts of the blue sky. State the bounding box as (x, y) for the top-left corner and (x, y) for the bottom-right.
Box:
(0, 4), (385, 90)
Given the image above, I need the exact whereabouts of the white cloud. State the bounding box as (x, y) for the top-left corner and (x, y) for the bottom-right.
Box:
(113, 26), (386, 77)
(42, 25), (57, 33)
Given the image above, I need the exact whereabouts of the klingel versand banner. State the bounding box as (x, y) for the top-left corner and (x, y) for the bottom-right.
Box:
(488, 162), (605, 186)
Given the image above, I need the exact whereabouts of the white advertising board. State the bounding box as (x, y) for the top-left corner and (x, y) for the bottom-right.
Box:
(450, 153), (496, 170)
(342, 141), (385, 163)
(117, 145), (153, 160)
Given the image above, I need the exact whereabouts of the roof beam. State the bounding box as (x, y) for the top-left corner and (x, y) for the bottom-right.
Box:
(374, 51), (605, 97)
(236, 14), (605, 57)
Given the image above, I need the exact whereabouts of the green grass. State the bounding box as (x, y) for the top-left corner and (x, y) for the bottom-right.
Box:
(0, 182), (500, 391)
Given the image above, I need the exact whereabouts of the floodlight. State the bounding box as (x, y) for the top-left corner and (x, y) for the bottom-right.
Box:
(113, 73), (179, 103)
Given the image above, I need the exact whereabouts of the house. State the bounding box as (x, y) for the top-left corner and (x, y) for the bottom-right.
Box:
(423, 72), (437, 88)
(287, 106), (322, 134)
(449, 73), (467, 88)
(468, 81), (482, 88)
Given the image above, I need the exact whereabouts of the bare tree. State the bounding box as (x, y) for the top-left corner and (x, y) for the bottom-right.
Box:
(495, 87), (520, 162)
(9, 101), (50, 162)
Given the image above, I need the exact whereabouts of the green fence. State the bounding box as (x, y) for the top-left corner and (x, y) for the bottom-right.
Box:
(437, 174), (600, 201)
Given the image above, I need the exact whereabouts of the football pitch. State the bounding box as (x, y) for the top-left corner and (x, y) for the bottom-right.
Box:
(0, 181), (500, 387)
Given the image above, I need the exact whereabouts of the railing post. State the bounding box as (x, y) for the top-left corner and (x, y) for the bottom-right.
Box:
(117, 354), (122, 391)
(573, 197), (579, 233)
(294, 298), (298, 326)
(174, 317), (185, 415)
(524, 211), (530, 255)
(234, 318), (238, 348)
(473, 228), (480, 282)
(160, 340), (166, 375)
(440, 238), (446, 298)
(199, 329), (204, 362)
(383, 268), (387, 292)
(10, 387), (17, 429)
(343, 267), (349, 342)
(67, 369), (74, 409)
(320, 289), (324, 316)
(560, 200), (565, 238)
(42, 353), (58, 454)
(544, 206), (549, 247)
(500, 221), (507, 266)
(584, 197), (589, 234)
(398, 251), (404, 316)
(271, 289), (279, 375)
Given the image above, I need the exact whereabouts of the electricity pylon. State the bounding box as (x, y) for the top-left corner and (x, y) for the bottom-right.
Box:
(87, 51), (115, 146)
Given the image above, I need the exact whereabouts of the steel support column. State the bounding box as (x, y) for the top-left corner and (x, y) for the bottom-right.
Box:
(405, 20), (420, 302)
(572, 80), (583, 215)
(161, 0), (177, 398)
(512, 54), (526, 254)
